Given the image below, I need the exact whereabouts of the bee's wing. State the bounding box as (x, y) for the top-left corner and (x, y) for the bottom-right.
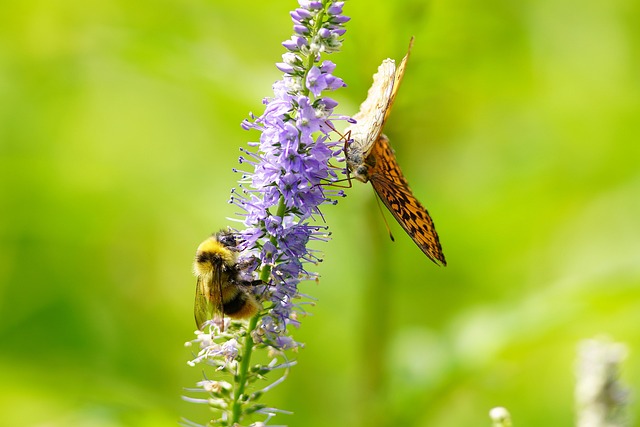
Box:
(194, 268), (225, 330)
(194, 274), (211, 330)
(210, 268), (225, 330)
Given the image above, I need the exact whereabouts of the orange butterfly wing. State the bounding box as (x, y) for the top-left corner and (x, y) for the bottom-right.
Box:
(367, 135), (446, 266)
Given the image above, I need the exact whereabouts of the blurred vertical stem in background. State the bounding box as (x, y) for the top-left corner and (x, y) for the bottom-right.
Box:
(356, 198), (393, 427)
(576, 338), (629, 427)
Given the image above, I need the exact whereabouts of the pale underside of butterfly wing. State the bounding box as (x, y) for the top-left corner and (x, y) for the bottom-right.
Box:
(381, 37), (412, 127)
(345, 37), (414, 163)
(367, 135), (446, 266)
(346, 59), (396, 158)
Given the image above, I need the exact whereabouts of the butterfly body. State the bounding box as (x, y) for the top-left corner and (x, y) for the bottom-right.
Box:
(345, 38), (447, 266)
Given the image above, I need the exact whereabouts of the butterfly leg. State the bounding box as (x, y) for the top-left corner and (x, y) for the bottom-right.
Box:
(312, 126), (354, 189)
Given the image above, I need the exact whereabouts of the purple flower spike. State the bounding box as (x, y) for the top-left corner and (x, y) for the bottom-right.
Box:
(186, 1), (350, 425)
(237, 0), (350, 349)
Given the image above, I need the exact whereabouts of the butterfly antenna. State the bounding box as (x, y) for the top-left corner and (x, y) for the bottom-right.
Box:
(372, 186), (395, 242)
(325, 121), (351, 168)
(407, 36), (415, 55)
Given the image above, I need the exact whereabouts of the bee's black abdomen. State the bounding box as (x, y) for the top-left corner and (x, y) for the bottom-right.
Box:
(224, 291), (250, 315)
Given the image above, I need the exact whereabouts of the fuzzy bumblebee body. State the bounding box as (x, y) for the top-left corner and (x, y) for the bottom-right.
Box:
(193, 232), (261, 330)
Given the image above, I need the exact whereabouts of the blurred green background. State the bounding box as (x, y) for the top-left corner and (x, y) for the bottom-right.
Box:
(2, 0), (639, 426)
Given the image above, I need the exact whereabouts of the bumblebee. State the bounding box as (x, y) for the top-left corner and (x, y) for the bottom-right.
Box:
(193, 231), (262, 330)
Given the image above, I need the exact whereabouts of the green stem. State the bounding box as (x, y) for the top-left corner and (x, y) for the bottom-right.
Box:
(230, 315), (259, 424)
(229, 196), (287, 425)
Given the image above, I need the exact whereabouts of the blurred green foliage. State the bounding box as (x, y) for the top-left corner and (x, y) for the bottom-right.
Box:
(1, 0), (639, 426)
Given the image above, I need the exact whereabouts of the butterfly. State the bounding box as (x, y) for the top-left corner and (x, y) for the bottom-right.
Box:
(345, 37), (446, 266)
